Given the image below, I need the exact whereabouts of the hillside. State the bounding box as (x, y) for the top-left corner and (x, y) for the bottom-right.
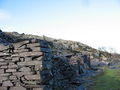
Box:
(1, 30), (120, 65)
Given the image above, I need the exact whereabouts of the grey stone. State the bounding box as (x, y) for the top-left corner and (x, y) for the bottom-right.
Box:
(8, 64), (18, 69)
(10, 86), (26, 90)
(0, 53), (10, 57)
(33, 86), (45, 90)
(0, 69), (4, 74)
(0, 66), (8, 69)
(25, 74), (41, 80)
(27, 61), (42, 65)
(19, 67), (31, 72)
(18, 52), (43, 57)
(31, 47), (40, 52)
(17, 60), (42, 66)
(35, 64), (42, 71)
(14, 49), (29, 53)
(2, 80), (13, 86)
(0, 73), (11, 77)
(12, 57), (19, 62)
(13, 72), (34, 77)
(6, 69), (16, 72)
(27, 43), (40, 47)
(0, 62), (7, 66)
(0, 87), (7, 90)
(13, 40), (29, 48)
(9, 75), (17, 80)
(0, 76), (8, 81)
(0, 59), (5, 62)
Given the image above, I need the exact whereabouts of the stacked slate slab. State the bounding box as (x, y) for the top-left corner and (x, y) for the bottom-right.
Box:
(0, 39), (53, 90)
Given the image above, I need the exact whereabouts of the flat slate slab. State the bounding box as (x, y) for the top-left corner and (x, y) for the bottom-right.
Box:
(0, 53), (10, 57)
(0, 87), (7, 90)
(0, 45), (8, 51)
(27, 43), (40, 48)
(2, 80), (13, 86)
(12, 52), (43, 57)
(13, 41), (29, 49)
(10, 86), (26, 90)
(25, 74), (41, 80)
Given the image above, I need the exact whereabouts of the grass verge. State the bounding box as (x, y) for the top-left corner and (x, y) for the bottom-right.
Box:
(88, 66), (120, 90)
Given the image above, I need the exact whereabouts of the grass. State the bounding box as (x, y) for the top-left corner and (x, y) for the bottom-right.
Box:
(88, 66), (120, 90)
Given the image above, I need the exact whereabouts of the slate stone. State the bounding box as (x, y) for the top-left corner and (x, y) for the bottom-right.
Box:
(10, 86), (26, 90)
(2, 80), (13, 86)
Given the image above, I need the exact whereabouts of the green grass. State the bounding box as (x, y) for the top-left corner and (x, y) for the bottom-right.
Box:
(88, 67), (120, 90)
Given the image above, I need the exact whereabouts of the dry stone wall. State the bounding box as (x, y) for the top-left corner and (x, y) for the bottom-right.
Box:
(0, 39), (53, 90)
(0, 39), (95, 90)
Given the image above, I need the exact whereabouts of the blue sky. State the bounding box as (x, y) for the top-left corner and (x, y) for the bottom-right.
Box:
(0, 0), (120, 53)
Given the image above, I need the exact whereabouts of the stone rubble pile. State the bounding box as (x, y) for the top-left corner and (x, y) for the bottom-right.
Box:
(51, 52), (95, 90)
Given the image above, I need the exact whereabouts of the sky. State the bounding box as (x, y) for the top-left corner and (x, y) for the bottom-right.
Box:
(0, 0), (120, 53)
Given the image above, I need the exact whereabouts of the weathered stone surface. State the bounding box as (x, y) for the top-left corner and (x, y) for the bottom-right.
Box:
(12, 56), (19, 61)
(0, 69), (4, 74)
(0, 87), (7, 90)
(25, 75), (41, 80)
(8, 64), (18, 69)
(13, 72), (34, 77)
(0, 73), (11, 77)
(31, 47), (40, 52)
(13, 40), (29, 48)
(31, 47), (51, 53)
(2, 80), (13, 86)
(27, 61), (42, 66)
(17, 62), (26, 66)
(0, 59), (5, 62)
(9, 75), (17, 80)
(17, 61), (42, 66)
(24, 57), (32, 61)
(9, 62), (16, 66)
(0, 76), (8, 81)
(13, 52), (43, 57)
(31, 55), (43, 61)
(14, 49), (29, 53)
(10, 86), (26, 90)
(4, 57), (12, 60)
(6, 69), (16, 72)
(0, 62), (7, 66)
(0, 53), (10, 57)
(35, 64), (42, 71)
(0, 66), (8, 69)
(33, 86), (45, 90)
(27, 43), (40, 47)
(15, 82), (21, 86)
(0, 44), (8, 50)
(19, 67), (31, 72)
